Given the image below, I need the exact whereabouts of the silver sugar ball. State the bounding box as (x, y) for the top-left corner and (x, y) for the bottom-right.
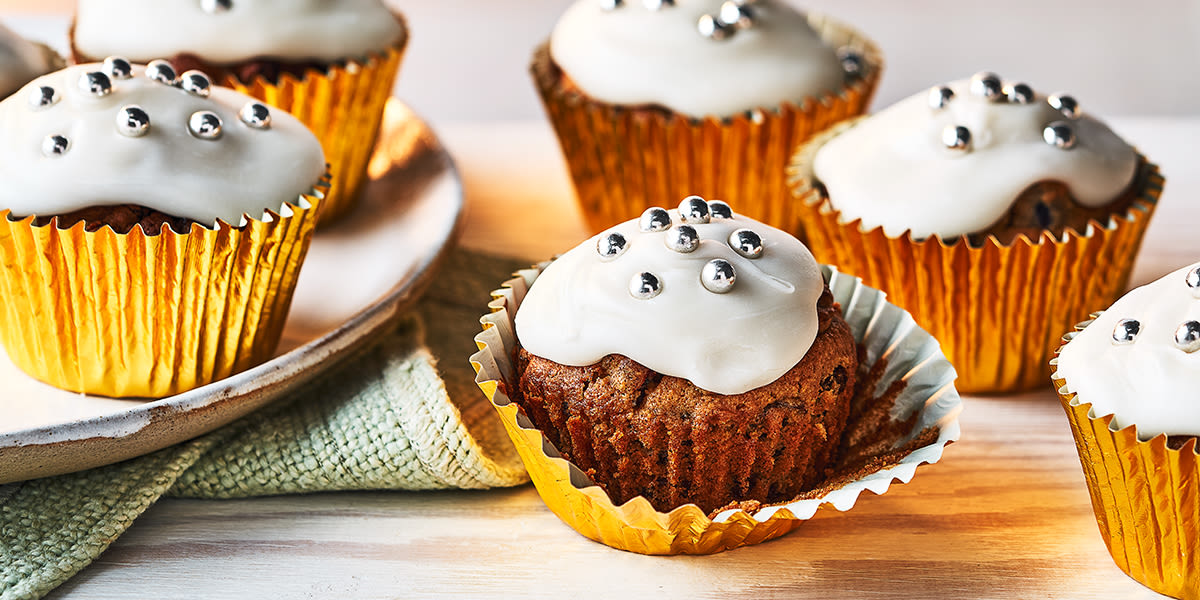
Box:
(969, 71), (1004, 101)
(188, 111), (224, 140)
(698, 13), (733, 40)
(77, 71), (112, 97)
(1048, 94), (1081, 119)
(664, 224), (700, 253)
(239, 102), (272, 129)
(643, 0), (673, 9)
(718, 1), (754, 29)
(41, 134), (69, 157)
(116, 105), (151, 138)
(179, 70), (212, 97)
(639, 207), (672, 232)
(1112, 319), (1140, 345)
(201, 0), (233, 13)
(942, 125), (972, 152)
(928, 86), (954, 110)
(1186, 266), (1200, 291)
(597, 231), (629, 261)
(629, 271), (663, 300)
(1043, 121), (1077, 150)
(678, 196), (710, 224)
(837, 48), (865, 79)
(1004, 82), (1035, 104)
(728, 228), (764, 259)
(599, 0), (623, 9)
(708, 200), (733, 220)
(102, 56), (133, 80)
(145, 60), (178, 85)
(701, 259), (737, 294)
(1176, 321), (1200, 353)
(28, 85), (58, 110)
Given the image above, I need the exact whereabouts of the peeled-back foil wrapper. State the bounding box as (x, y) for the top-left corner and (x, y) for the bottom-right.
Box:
(470, 263), (961, 555)
(531, 13), (882, 235)
(0, 179), (327, 398)
(788, 120), (1163, 393)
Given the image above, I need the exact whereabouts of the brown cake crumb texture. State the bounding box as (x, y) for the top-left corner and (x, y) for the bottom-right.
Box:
(513, 286), (942, 516)
(32, 204), (196, 235)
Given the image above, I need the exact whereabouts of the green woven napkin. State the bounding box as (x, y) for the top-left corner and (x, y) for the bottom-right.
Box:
(0, 249), (531, 600)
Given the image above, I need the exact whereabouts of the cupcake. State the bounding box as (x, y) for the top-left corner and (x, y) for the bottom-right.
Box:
(472, 197), (962, 553)
(789, 72), (1163, 393)
(71, 0), (407, 224)
(533, 0), (881, 234)
(0, 21), (63, 99)
(1053, 262), (1200, 599)
(0, 59), (327, 398)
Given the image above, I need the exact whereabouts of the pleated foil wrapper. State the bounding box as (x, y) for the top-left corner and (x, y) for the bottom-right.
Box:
(787, 120), (1164, 393)
(0, 179), (328, 398)
(470, 263), (962, 555)
(223, 42), (405, 225)
(531, 13), (882, 235)
(1053, 322), (1200, 600)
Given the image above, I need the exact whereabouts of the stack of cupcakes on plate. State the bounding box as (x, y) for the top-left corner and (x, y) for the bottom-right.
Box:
(533, 0), (882, 234)
(788, 72), (1163, 392)
(473, 198), (961, 554)
(0, 58), (327, 397)
(71, 0), (408, 224)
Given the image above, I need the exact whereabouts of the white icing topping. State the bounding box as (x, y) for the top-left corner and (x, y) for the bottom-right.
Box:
(0, 62), (325, 226)
(549, 0), (846, 118)
(514, 201), (825, 395)
(0, 22), (59, 99)
(1057, 262), (1200, 438)
(813, 76), (1139, 239)
(74, 0), (403, 65)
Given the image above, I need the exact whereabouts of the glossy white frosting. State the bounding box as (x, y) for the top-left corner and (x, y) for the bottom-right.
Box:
(514, 202), (825, 395)
(1057, 262), (1200, 438)
(0, 22), (59, 99)
(74, 0), (403, 65)
(813, 77), (1138, 239)
(549, 0), (846, 118)
(0, 62), (325, 227)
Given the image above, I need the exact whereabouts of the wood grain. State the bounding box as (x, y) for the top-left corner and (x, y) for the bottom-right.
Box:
(35, 117), (1200, 599)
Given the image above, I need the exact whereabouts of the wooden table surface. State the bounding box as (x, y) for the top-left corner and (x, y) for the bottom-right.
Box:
(26, 116), (1191, 599)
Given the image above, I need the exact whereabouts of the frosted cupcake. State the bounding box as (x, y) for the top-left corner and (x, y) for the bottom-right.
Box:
(1053, 262), (1200, 599)
(0, 21), (62, 99)
(472, 197), (961, 554)
(789, 72), (1163, 392)
(532, 0), (881, 234)
(0, 59), (327, 398)
(71, 0), (407, 224)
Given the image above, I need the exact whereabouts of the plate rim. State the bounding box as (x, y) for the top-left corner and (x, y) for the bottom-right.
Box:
(0, 102), (464, 454)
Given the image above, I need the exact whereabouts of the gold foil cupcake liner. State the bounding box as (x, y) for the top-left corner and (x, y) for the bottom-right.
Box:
(531, 13), (882, 235)
(0, 178), (328, 398)
(470, 263), (961, 555)
(787, 121), (1164, 393)
(1053, 325), (1200, 599)
(224, 43), (405, 225)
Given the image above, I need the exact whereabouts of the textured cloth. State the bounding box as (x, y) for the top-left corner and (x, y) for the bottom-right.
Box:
(0, 249), (531, 600)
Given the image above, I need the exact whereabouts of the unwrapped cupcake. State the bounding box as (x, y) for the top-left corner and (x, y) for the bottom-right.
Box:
(0, 59), (327, 398)
(472, 197), (961, 554)
(533, 0), (881, 234)
(789, 72), (1164, 393)
(0, 21), (62, 99)
(1053, 262), (1200, 599)
(71, 0), (407, 224)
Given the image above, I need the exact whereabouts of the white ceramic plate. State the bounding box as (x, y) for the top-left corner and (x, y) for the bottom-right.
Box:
(0, 101), (463, 483)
